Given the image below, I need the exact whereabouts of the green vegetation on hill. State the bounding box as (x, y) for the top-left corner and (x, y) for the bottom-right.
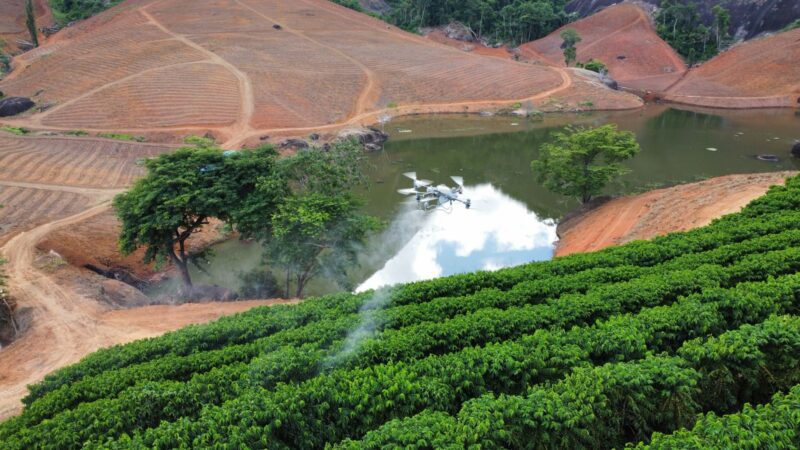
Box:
(382, 0), (573, 45)
(655, 0), (731, 64)
(1, 174), (800, 447)
(48, 0), (124, 24)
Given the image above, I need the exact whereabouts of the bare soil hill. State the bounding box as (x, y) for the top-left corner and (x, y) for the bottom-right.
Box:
(556, 172), (797, 256)
(0, 0), (639, 147)
(567, 0), (800, 40)
(520, 4), (687, 92)
(664, 29), (800, 108)
(0, 0), (51, 51)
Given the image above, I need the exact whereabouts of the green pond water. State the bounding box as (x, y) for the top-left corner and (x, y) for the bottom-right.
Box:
(149, 105), (800, 297)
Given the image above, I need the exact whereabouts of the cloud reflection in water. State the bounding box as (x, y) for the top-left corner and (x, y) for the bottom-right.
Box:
(357, 184), (557, 292)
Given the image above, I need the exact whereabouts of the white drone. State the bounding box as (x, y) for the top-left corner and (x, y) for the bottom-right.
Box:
(397, 172), (471, 210)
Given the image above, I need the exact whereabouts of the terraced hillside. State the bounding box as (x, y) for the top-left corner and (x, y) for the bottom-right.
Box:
(0, 0), (50, 51)
(0, 0), (639, 146)
(1, 174), (799, 447)
(521, 4), (687, 92)
(665, 28), (800, 108)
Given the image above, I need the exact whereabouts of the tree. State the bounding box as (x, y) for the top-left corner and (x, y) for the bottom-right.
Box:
(240, 140), (380, 298)
(560, 28), (581, 66)
(25, 0), (38, 48)
(266, 193), (379, 298)
(114, 144), (278, 294)
(712, 5), (731, 52)
(531, 124), (640, 204)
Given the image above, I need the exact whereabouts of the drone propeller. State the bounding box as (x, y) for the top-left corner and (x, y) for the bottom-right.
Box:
(397, 188), (419, 196)
(419, 197), (437, 203)
(403, 172), (432, 188)
(450, 176), (464, 188)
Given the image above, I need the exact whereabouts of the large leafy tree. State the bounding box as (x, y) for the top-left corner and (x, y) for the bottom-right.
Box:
(243, 140), (380, 298)
(114, 144), (278, 293)
(266, 193), (379, 298)
(531, 124), (640, 204)
(560, 28), (581, 66)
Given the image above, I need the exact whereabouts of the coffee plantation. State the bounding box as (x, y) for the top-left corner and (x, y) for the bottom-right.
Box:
(2, 176), (800, 448)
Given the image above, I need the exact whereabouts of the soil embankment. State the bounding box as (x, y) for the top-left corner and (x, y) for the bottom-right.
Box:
(664, 29), (800, 109)
(556, 172), (796, 256)
(520, 4), (687, 92)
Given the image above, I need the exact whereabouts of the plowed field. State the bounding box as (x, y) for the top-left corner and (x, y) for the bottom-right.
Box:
(520, 4), (686, 92)
(665, 28), (800, 108)
(0, 0), (640, 146)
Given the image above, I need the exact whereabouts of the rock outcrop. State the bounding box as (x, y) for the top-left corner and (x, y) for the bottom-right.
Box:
(0, 97), (34, 117)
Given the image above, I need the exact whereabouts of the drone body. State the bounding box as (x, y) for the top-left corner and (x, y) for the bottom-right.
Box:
(398, 172), (471, 210)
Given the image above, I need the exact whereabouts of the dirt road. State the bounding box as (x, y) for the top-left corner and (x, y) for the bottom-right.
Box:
(0, 187), (294, 420)
(555, 172), (796, 256)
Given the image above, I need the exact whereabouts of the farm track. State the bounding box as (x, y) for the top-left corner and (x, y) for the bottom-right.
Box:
(0, 135), (294, 420)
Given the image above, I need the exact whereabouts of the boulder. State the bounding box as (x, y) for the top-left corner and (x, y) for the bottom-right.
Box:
(0, 97), (34, 117)
(443, 22), (476, 42)
(337, 126), (389, 148)
(791, 141), (800, 158)
(309, 133), (320, 141)
(278, 138), (309, 150)
(364, 143), (382, 152)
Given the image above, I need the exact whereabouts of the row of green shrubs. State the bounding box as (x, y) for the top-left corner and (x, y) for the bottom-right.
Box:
(3, 249), (800, 448)
(2, 176), (799, 447)
(21, 180), (800, 407)
(337, 315), (800, 449)
(14, 227), (800, 429)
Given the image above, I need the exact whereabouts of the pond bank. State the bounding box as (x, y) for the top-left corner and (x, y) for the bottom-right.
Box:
(555, 171), (797, 257)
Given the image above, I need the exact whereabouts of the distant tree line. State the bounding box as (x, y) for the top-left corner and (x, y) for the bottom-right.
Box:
(655, 0), (731, 64)
(380, 0), (573, 45)
(48, 0), (124, 24)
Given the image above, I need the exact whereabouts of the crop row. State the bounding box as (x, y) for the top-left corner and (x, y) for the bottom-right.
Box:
(12, 239), (800, 434)
(125, 314), (800, 449)
(6, 248), (763, 425)
(25, 207), (800, 403)
(336, 315), (800, 449)
(637, 385), (800, 449)
(5, 262), (798, 449)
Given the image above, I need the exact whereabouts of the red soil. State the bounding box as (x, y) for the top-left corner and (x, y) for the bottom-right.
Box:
(520, 4), (687, 92)
(0, 0), (51, 51)
(556, 172), (796, 257)
(0, 0), (639, 147)
(664, 29), (800, 108)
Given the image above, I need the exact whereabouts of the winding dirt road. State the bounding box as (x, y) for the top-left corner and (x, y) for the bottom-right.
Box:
(0, 184), (294, 420)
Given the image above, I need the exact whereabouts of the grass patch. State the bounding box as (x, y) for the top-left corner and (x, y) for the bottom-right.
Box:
(578, 100), (594, 107)
(65, 130), (88, 136)
(97, 132), (146, 142)
(1, 126), (29, 136)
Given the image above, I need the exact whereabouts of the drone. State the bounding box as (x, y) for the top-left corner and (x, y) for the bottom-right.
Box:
(397, 172), (471, 210)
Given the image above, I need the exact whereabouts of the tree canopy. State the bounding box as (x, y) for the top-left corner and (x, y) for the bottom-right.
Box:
(560, 28), (581, 66)
(384, 0), (573, 45)
(531, 124), (640, 204)
(655, 0), (731, 64)
(241, 140), (380, 298)
(113, 143), (278, 293)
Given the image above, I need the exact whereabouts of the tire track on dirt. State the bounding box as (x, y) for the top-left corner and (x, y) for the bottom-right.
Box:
(235, 0), (378, 128)
(140, 5), (255, 145)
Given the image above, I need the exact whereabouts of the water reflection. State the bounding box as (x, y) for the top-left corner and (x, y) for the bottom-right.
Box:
(357, 184), (557, 292)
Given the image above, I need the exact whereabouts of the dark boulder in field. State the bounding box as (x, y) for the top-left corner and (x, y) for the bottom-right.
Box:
(279, 138), (309, 150)
(792, 141), (800, 158)
(0, 97), (34, 117)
